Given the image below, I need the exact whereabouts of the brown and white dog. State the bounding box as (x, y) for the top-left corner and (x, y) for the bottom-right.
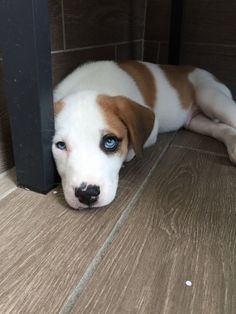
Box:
(52, 60), (236, 209)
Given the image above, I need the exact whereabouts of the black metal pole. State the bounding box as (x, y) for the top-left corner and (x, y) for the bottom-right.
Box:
(168, 0), (184, 65)
(0, 0), (58, 193)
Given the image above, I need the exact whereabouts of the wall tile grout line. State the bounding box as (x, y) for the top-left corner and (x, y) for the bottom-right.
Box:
(141, 39), (145, 61)
(59, 134), (176, 314)
(171, 144), (228, 157)
(51, 39), (143, 55)
(141, 39), (143, 60)
(142, 39), (236, 49)
(145, 39), (166, 44)
(145, 39), (158, 44)
(61, 0), (66, 50)
(114, 45), (118, 61)
(142, 0), (148, 60)
(156, 41), (161, 63)
(142, 0), (148, 40)
(183, 42), (236, 48)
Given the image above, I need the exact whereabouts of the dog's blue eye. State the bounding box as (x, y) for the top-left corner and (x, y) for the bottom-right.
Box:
(101, 136), (120, 152)
(56, 141), (66, 150)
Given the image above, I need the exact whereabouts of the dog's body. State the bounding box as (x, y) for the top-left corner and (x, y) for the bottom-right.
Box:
(53, 60), (236, 209)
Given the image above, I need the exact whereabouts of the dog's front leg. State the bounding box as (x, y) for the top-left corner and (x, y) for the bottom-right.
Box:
(125, 149), (136, 162)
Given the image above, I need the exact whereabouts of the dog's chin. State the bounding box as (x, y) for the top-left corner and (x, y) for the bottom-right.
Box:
(64, 194), (116, 210)
(61, 179), (118, 210)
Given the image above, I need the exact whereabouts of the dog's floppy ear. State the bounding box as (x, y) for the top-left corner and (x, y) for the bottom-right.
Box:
(100, 95), (155, 157)
(54, 100), (64, 114)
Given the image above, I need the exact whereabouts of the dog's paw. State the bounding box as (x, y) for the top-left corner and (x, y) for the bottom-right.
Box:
(125, 149), (135, 162)
(227, 139), (236, 164)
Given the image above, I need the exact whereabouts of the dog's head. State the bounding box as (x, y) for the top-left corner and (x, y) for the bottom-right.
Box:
(52, 91), (154, 209)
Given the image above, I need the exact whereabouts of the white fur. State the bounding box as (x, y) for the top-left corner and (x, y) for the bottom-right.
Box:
(53, 61), (236, 209)
(144, 62), (190, 132)
(54, 61), (145, 105)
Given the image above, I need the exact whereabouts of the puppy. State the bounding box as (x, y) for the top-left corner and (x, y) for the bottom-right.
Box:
(52, 60), (236, 209)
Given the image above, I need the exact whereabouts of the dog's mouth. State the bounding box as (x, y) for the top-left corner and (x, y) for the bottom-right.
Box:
(64, 192), (103, 210)
(66, 192), (114, 210)
(74, 184), (100, 208)
(74, 199), (107, 211)
(77, 196), (98, 209)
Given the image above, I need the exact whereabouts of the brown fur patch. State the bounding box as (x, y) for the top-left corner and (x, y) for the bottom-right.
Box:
(101, 113), (128, 143)
(54, 100), (64, 114)
(118, 61), (156, 109)
(97, 96), (129, 156)
(97, 94), (155, 157)
(160, 65), (195, 109)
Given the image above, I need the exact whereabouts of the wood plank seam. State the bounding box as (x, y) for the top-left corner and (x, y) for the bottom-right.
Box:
(171, 144), (228, 157)
(59, 133), (177, 314)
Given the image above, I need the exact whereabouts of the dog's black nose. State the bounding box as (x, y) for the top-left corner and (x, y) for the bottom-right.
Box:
(75, 184), (100, 206)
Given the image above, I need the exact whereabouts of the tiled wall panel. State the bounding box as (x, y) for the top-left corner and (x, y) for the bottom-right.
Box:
(48, 0), (64, 51)
(144, 0), (236, 97)
(143, 41), (159, 63)
(63, 0), (145, 49)
(144, 0), (171, 42)
(52, 46), (116, 86)
(183, 0), (236, 45)
(116, 40), (143, 61)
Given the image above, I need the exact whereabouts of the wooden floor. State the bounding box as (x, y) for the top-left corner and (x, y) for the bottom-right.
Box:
(0, 130), (235, 314)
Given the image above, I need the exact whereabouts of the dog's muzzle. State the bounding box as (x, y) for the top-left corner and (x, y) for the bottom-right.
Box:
(75, 183), (100, 206)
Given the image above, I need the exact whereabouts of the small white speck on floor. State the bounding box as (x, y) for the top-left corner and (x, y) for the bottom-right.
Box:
(185, 280), (192, 287)
(52, 190), (58, 194)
